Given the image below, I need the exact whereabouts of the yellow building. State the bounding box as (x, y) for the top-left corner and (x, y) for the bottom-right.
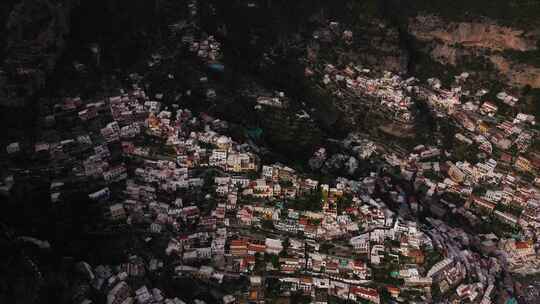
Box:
(515, 156), (532, 172)
(476, 121), (490, 134)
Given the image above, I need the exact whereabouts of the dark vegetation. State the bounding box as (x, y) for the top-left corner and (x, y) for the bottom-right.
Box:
(504, 49), (540, 68)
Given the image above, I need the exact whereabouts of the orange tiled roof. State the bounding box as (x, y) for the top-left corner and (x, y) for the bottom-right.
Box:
(515, 241), (530, 249)
(231, 240), (248, 247)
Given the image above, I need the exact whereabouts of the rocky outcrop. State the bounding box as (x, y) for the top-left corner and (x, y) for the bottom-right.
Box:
(0, 0), (75, 107)
(409, 15), (537, 52)
(408, 15), (540, 88)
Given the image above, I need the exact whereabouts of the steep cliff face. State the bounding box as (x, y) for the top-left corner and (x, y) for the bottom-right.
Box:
(408, 15), (540, 88)
(409, 15), (537, 51)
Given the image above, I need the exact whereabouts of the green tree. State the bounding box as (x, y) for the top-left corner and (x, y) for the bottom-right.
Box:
(271, 255), (280, 269)
(261, 219), (274, 230)
(336, 194), (354, 214)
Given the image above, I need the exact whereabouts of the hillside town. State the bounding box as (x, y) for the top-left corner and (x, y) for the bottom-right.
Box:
(3, 61), (539, 303)
(2, 2), (540, 304)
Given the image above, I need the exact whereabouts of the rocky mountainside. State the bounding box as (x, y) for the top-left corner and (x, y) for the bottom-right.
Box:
(0, 0), (539, 110)
(408, 15), (540, 88)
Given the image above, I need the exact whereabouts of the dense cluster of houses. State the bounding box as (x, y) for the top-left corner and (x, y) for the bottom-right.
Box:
(306, 22), (416, 125)
(4, 47), (539, 304)
(315, 63), (416, 124)
(407, 77), (540, 232)
(3, 6), (540, 303)
(71, 257), (216, 304)
(2, 80), (471, 303)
